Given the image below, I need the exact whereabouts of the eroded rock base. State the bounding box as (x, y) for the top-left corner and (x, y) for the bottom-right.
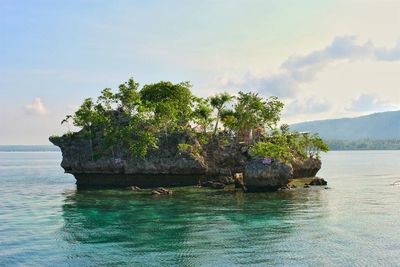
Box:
(74, 173), (207, 189)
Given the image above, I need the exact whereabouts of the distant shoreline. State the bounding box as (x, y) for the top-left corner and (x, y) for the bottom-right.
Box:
(0, 145), (60, 152)
(326, 139), (400, 150)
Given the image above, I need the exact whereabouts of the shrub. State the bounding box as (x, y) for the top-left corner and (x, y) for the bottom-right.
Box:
(177, 143), (192, 154)
(250, 141), (293, 163)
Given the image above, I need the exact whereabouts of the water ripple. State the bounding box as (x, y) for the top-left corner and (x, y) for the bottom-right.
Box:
(1, 151), (400, 266)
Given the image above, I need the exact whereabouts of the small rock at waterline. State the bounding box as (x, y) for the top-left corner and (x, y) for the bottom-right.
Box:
(152, 187), (172, 195)
(130, 186), (141, 191)
(278, 184), (293, 191)
(307, 177), (328, 186)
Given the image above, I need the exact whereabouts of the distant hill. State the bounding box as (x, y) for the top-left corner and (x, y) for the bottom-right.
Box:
(290, 110), (400, 140)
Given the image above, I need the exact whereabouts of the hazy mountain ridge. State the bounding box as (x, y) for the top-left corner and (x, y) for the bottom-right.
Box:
(290, 110), (400, 140)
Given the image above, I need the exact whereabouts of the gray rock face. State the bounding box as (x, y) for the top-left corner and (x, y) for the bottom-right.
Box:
(291, 158), (321, 178)
(50, 130), (321, 189)
(50, 132), (207, 187)
(243, 159), (293, 192)
(50, 132), (207, 176)
(50, 131), (249, 188)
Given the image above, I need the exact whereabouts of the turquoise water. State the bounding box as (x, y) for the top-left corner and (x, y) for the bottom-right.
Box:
(0, 151), (399, 266)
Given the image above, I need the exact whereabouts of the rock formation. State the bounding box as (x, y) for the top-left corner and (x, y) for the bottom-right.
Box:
(243, 158), (293, 192)
(307, 177), (328, 186)
(50, 131), (250, 188)
(51, 130), (322, 191)
(291, 158), (321, 178)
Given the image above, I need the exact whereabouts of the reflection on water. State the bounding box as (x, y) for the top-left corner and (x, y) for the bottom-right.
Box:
(60, 188), (325, 266)
(1, 151), (400, 266)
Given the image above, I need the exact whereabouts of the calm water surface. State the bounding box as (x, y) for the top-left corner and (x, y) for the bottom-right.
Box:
(0, 151), (399, 266)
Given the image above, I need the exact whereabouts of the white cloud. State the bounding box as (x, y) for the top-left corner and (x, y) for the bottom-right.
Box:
(347, 93), (395, 113)
(220, 71), (297, 98)
(284, 97), (331, 116)
(281, 36), (400, 78)
(223, 36), (400, 99)
(25, 97), (48, 116)
(220, 36), (400, 124)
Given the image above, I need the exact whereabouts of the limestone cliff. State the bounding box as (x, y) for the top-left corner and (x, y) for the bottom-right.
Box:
(51, 131), (321, 189)
(50, 131), (249, 187)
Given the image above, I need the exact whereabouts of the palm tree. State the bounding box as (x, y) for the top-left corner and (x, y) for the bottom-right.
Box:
(210, 92), (234, 136)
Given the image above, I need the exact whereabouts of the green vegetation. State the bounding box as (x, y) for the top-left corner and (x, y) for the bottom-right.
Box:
(249, 127), (329, 162)
(140, 81), (193, 131)
(61, 78), (159, 159)
(210, 92), (234, 135)
(177, 143), (193, 154)
(219, 92), (284, 141)
(192, 97), (213, 135)
(59, 77), (328, 161)
(250, 139), (293, 163)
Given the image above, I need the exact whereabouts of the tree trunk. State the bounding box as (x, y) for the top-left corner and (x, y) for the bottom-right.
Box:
(213, 110), (220, 136)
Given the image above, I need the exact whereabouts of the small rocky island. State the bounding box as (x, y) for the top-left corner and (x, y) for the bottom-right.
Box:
(50, 78), (329, 192)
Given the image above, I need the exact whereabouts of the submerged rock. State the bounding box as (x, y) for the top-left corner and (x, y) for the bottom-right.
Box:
(243, 158), (293, 192)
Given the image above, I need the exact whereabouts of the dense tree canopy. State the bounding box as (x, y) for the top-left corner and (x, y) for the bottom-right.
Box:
(192, 97), (213, 134)
(61, 77), (328, 160)
(140, 81), (193, 130)
(217, 92), (284, 141)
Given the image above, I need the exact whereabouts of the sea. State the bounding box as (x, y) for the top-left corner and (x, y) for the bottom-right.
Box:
(0, 149), (399, 266)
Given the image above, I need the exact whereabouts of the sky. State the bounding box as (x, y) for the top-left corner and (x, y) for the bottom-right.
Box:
(1, 0), (400, 144)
